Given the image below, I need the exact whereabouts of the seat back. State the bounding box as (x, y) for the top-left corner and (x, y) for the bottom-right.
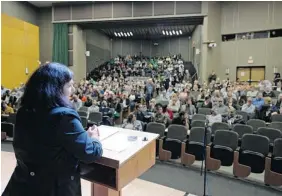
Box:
(192, 114), (206, 122)
(269, 122), (282, 132)
(257, 127), (282, 144)
(241, 134), (269, 156)
(198, 108), (211, 115)
(191, 120), (206, 128)
(214, 130), (238, 151)
(146, 122), (165, 137)
(236, 111), (248, 122)
(79, 106), (89, 112)
(211, 122), (229, 134)
(273, 138), (282, 157)
(167, 124), (187, 141)
(80, 117), (88, 128)
(232, 124), (253, 139)
(189, 127), (211, 144)
(78, 111), (88, 117)
(7, 113), (17, 125)
(89, 112), (102, 123)
(1, 122), (14, 137)
(272, 114), (282, 122)
(246, 119), (266, 133)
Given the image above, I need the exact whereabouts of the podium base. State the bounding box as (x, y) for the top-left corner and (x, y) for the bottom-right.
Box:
(91, 183), (121, 196)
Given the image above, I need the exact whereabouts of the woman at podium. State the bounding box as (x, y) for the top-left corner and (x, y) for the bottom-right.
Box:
(3, 63), (103, 196)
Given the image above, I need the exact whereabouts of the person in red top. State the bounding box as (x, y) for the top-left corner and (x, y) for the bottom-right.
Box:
(162, 104), (173, 120)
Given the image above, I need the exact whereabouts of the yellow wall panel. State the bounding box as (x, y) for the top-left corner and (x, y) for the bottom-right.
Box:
(26, 58), (39, 77)
(25, 33), (39, 58)
(1, 14), (24, 30)
(2, 53), (27, 89)
(1, 14), (39, 89)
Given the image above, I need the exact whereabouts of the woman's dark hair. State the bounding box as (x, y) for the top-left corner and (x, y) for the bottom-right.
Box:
(21, 62), (73, 111)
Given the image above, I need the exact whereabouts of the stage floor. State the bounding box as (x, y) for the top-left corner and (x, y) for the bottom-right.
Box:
(1, 151), (191, 196)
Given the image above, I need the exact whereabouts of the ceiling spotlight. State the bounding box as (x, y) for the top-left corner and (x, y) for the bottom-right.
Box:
(166, 31), (169, 35)
(120, 32), (124, 36)
(188, 36), (191, 39)
(118, 33), (121, 37)
(172, 30), (175, 35)
(127, 32), (130, 36)
(124, 33), (127, 37)
(169, 31), (172, 35)
(162, 30), (165, 35)
(114, 32), (117, 36)
(179, 30), (182, 35)
(176, 31), (179, 35)
(130, 32), (133, 36)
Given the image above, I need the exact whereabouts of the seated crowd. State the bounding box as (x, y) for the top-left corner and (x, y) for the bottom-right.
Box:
(2, 54), (282, 132)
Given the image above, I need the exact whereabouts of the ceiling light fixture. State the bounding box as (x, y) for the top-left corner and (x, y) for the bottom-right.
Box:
(162, 30), (165, 35)
(118, 33), (121, 37)
(130, 32), (133, 36)
(169, 31), (172, 35)
(166, 31), (169, 35)
(114, 32), (117, 36)
(179, 30), (182, 35)
(172, 30), (175, 35)
(120, 32), (124, 36)
(176, 31), (179, 35)
(127, 32), (130, 36)
(124, 33), (127, 37)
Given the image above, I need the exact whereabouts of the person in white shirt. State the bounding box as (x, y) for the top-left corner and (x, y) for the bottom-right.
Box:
(241, 97), (256, 118)
(207, 109), (222, 127)
(72, 95), (82, 111)
(246, 86), (258, 98)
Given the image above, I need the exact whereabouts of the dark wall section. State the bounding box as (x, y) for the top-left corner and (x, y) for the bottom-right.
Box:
(86, 30), (111, 72)
(1, 1), (38, 25)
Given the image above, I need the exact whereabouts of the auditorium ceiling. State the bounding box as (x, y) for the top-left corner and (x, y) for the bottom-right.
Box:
(79, 16), (203, 40)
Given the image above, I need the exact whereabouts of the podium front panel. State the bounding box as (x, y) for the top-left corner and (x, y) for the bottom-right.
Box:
(80, 126), (159, 190)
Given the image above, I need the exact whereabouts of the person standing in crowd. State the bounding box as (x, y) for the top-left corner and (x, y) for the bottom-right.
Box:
(3, 63), (102, 196)
(208, 71), (217, 83)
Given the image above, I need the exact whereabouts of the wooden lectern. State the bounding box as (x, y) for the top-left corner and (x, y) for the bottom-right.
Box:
(80, 125), (159, 196)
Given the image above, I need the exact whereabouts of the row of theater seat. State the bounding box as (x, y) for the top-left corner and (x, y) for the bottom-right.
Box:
(145, 122), (282, 187)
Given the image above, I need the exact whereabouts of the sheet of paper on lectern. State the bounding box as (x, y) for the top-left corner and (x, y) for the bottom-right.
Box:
(102, 132), (134, 152)
(97, 128), (118, 141)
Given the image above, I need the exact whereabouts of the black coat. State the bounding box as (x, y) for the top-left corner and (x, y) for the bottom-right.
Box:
(3, 107), (103, 196)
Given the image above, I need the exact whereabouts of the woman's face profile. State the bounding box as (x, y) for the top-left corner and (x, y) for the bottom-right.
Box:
(63, 79), (74, 98)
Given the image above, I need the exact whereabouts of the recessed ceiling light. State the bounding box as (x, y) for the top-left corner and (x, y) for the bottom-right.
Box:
(127, 32), (130, 36)
(188, 36), (191, 39)
(179, 30), (182, 35)
(118, 33), (121, 37)
(114, 32), (117, 36)
(166, 31), (169, 35)
(176, 31), (179, 35)
(130, 32), (133, 36)
(162, 30), (165, 35)
(169, 31), (172, 35)
(120, 32), (124, 36)
(172, 30), (175, 35)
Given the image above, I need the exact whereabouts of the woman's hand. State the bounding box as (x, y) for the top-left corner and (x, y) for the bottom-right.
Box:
(87, 125), (100, 139)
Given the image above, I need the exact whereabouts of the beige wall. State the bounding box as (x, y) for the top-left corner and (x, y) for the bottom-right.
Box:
(220, 38), (282, 81)
(71, 25), (87, 82)
(190, 25), (202, 77)
(37, 8), (53, 63)
(200, 1), (221, 82)
(219, 1), (282, 81)
(221, 1), (282, 34)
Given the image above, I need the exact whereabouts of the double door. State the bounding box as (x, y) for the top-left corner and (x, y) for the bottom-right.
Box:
(237, 66), (265, 84)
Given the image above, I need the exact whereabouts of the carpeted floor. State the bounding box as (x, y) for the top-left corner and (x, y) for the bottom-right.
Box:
(2, 142), (281, 196)
(139, 161), (282, 196)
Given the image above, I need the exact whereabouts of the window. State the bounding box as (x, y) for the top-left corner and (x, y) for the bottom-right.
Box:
(222, 34), (236, 42)
(253, 31), (268, 39)
(270, 29), (282, 38)
(237, 33), (252, 40)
